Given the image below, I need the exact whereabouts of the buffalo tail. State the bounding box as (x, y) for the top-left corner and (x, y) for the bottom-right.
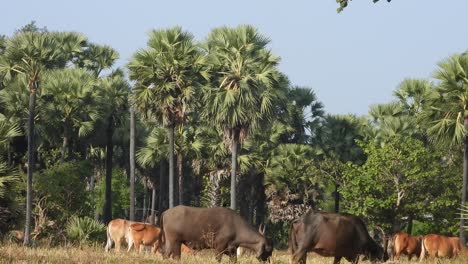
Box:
(157, 212), (166, 255)
(288, 221), (298, 256)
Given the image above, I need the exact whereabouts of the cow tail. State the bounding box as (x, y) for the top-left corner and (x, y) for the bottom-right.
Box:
(419, 236), (426, 262)
(157, 212), (166, 255)
(105, 224), (112, 252)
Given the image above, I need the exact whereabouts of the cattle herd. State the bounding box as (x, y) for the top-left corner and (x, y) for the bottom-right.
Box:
(104, 205), (467, 263)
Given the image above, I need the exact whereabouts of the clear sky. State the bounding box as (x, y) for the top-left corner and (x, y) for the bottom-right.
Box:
(2, 0), (467, 115)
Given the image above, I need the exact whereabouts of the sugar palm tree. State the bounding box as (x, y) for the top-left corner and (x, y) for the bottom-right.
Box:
(76, 44), (119, 77)
(41, 68), (100, 162)
(128, 27), (208, 208)
(0, 31), (64, 246)
(203, 25), (280, 210)
(423, 53), (468, 243)
(98, 71), (129, 224)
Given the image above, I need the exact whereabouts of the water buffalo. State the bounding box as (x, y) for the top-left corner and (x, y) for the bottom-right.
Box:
(392, 232), (421, 260)
(419, 234), (463, 261)
(158, 205), (272, 262)
(289, 210), (388, 264)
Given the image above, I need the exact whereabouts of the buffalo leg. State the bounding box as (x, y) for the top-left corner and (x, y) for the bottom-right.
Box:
(162, 239), (175, 259)
(171, 241), (182, 260)
(214, 242), (229, 262)
(345, 256), (359, 264)
(333, 256), (342, 264)
(291, 249), (307, 264)
(227, 244), (237, 263)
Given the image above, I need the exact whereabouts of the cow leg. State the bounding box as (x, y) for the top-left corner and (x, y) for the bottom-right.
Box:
(394, 251), (400, 260)
(135, 241), (141, 253)
(115, 240), (122, 252)
(105, 237), (113, 252)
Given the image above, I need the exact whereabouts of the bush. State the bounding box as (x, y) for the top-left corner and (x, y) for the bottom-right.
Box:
(35, 161), (92, 222)
(66, 216), (105, 245)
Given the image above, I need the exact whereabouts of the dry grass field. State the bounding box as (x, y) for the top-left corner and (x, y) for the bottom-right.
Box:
(0, 244), (467, 264)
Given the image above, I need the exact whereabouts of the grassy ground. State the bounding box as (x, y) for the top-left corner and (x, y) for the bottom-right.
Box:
(1, 244), (467, 264)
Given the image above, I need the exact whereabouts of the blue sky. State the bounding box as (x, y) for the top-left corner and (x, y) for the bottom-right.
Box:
(2, 0), (467, 115)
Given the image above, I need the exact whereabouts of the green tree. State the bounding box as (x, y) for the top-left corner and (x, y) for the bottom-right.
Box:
(128, 27), (208, 208)
(337, 0), (391, 13)
(341, 136), (442, 233)
(203, 25), (280, 210)
(423, 53), (468, 243)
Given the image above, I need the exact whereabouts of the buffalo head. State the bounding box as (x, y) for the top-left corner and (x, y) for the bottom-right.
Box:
(256, 224), (273, 262)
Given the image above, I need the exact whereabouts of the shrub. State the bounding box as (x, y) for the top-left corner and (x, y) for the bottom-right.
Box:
(66, 216), (105, 245)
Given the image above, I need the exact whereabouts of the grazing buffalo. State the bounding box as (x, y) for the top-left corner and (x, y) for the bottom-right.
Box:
(105, 218), (137, 252)
(237, 225), (266, 256)
(419, 234), (463, 261)
(392, 232), (421, 260)
(289, 210), (388, 264)
(159, 205), (273, 262)
(128, 223), (195, 255)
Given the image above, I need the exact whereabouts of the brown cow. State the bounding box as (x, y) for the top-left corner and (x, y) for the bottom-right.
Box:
(419, 234), (463, 261)
(128, 223), (195, 255)
(158, 205), (272, 262)
(392, 232), (421, 260)
(289, 210), (388, 264)
(105, 218), (136, 252)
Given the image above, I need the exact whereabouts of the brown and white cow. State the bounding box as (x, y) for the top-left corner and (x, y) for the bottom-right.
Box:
(419, 234), (463, 261)
(128, 223), (195, 255)
(105, 218), (137, 252)
(392, 232), (421, 261)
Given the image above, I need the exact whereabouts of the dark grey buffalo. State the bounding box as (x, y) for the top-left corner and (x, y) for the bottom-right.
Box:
(159, 205), (272, 262)
(289, 210), (388, 264)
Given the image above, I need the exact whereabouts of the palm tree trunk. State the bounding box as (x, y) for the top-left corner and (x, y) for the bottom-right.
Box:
(151, 184), (156, 224)
(158, 160), (167, 216)
(129, 106), (136, 221)
(209, 171), (222, 207)
(23, 83), (37, 247)
(103, 116), (114, 224)
(142, 185), (147, 222)
(461, 117), (468, 245)
(168, 125), (175, 208)
(334, 183), (340, 213)
(178, 153), (183, 205)
(406, 214), (413, 234)
(60, 120), (70, 163)
(230, 132), (238, 210)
